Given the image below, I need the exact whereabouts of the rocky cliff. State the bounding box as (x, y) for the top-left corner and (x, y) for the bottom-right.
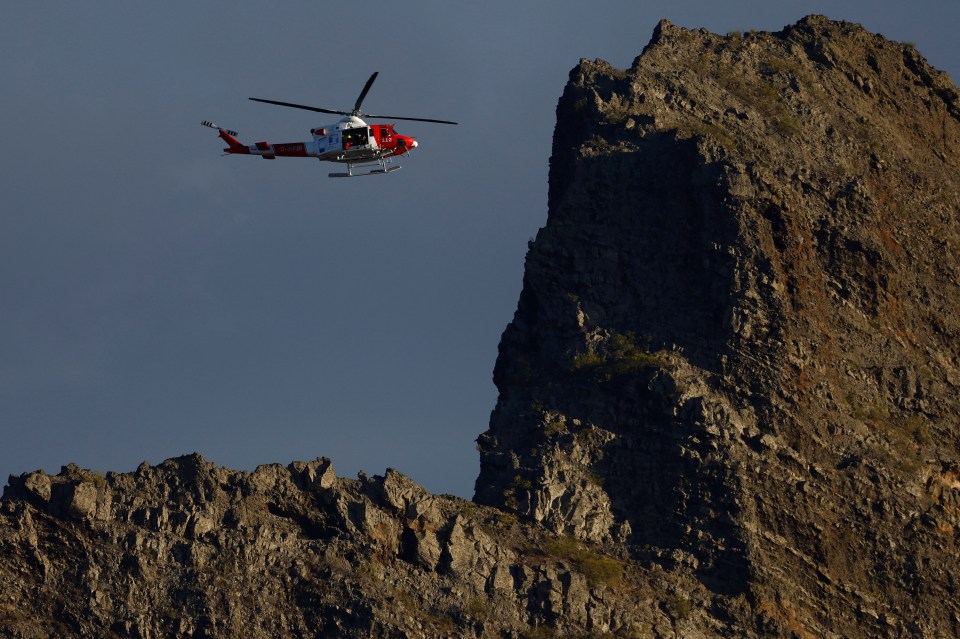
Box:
(3, 16), (959, 639)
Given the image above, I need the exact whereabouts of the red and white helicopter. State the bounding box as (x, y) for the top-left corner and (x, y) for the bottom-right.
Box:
(202, 72), (457, 177)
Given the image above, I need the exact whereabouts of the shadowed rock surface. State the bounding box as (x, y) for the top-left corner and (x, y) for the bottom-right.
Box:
(3, 16), (959, 638)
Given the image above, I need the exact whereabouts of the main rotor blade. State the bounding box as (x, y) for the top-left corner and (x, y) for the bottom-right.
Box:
(361, 113), (459, 125)
(249, 98), (348, 116)
(354, 72), (379, 115)
(248, 95), (458, 124)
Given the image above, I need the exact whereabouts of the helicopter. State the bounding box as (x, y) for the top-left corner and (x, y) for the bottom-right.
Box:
(202, 72), (457, 177)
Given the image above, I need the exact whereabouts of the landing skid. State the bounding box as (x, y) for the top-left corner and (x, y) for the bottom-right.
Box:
(329, 165), (401, 178)
(329, 157), (401, 178)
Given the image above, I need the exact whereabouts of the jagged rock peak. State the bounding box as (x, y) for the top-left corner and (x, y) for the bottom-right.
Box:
(1, 451), (714, 637)
(477, 14), (960, 638)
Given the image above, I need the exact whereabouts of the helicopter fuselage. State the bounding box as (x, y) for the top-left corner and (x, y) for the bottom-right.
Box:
(218, 116), (417, 164)
(204, 71), (453, 176)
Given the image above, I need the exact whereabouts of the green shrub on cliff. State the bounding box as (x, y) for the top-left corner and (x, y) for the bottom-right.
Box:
(541, 535), (623, 587)
(571, 331), (663, 382)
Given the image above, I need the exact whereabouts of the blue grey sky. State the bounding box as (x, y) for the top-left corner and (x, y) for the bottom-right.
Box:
(2, 2), (958, 498)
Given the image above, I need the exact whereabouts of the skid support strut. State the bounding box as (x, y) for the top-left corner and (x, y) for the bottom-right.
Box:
(329, 155), (400, 178)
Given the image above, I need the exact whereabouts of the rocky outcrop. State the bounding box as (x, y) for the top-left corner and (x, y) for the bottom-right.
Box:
(476, 14), (960, 638)
(1, 454), (707, 638)
(3, 16), (959, 639)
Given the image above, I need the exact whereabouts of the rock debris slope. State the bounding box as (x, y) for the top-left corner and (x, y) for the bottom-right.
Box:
(3, 15), (960, 639)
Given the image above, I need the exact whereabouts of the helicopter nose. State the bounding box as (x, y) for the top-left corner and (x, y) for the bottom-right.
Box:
(411, 140), (418, 148)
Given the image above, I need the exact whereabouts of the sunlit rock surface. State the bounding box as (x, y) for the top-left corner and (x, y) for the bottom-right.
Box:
(4, 16), (959, 638)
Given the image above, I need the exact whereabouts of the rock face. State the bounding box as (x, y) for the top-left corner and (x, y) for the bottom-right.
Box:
(1, 455), (694, 638)
(476, 14), (960, 637)
(3, 16), (959, 639)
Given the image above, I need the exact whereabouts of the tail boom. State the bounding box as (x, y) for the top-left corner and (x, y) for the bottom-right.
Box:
(202, 121), (310, 160)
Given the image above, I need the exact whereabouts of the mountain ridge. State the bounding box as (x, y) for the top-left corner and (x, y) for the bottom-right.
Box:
(3, 15), (959, 638)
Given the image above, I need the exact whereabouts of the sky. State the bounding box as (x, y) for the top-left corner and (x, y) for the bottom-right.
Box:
(2, 2), (958, 498)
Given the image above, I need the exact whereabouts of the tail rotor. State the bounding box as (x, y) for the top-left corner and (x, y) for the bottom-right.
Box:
(201, 120), (238, 137)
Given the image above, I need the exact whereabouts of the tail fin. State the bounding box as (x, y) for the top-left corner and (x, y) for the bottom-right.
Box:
(201, 120), (245, 149)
